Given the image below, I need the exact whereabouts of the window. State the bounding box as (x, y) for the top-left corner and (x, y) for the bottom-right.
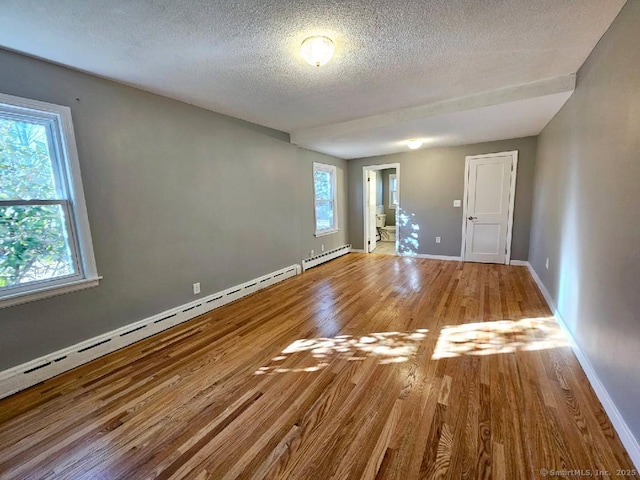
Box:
(389, 173), (398, 208)
(313, 162), (338, 236)
(0, 93), (99, 308)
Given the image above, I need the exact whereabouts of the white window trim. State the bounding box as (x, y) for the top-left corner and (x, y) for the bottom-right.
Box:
(388, 173), (398, 209)
(0, 92), (101, 309)
(313, 162), (339, 237)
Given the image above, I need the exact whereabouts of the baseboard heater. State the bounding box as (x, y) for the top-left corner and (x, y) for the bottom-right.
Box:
(0, 263), (301, 400)
(302, 244), (351, 271)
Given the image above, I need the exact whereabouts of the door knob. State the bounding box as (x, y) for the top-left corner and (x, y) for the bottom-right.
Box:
(468, 216), (477, 220)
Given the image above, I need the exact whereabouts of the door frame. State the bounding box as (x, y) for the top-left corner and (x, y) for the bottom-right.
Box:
(460, 151), (518, 264)
(362, 163), (401, 254)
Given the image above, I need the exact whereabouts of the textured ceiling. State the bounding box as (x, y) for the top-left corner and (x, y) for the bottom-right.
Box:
(0, 0), (626, 155)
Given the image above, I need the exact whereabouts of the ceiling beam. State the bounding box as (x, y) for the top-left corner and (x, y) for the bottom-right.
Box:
(290, 75), (575, 149)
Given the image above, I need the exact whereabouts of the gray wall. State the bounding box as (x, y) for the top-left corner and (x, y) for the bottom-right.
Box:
(529, 0), (640, 439)
(0, 48), (347, 370)
(348, 137), (537, 259)
(381, 168), (397, 226)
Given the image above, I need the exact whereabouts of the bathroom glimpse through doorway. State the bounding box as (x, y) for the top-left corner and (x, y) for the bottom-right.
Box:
(362, 163), (400, 256)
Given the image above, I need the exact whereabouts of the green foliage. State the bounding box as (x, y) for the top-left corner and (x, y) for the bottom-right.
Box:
(0, 118), (56, 200)
(314, 170), (334, 230)
(0, 118), (74, 288)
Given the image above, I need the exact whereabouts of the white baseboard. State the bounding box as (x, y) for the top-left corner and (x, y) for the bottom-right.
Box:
(409, 253), (462, 261)
(509, 259), (529, 266)
(350, 248), (366, 253)
(526, 262), (640, 470)
(0, 264), (302, 400)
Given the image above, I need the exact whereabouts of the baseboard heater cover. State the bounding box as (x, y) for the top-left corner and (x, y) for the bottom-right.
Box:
(0, 263), (301, 400)
(302, 244), (351, 271)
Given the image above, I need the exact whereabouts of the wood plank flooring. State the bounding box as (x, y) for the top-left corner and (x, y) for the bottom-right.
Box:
(0, 254), (634, 479)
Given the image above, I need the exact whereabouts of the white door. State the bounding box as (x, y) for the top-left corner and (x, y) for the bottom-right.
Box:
(463, 153), (516, 264)
(368, 171), (377, 252)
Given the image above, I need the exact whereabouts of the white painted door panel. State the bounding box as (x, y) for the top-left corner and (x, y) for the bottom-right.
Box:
(368, 171), (377, 252)
(464, 155), (513, 263)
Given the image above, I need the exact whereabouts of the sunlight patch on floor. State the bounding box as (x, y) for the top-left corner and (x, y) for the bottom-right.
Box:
(254, 329), (428, 375)
(431, 317), (568, 360)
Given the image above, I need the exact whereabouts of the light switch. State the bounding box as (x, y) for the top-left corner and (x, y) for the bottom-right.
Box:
(453, 200), (462, 208)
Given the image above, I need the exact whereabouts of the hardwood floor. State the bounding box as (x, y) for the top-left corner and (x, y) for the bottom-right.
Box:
(0, 254), (634, 479)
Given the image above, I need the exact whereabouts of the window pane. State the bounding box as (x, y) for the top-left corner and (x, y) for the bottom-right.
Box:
(314, 170), (333, 200)
(390, 177), (397, 191)
(0, 117), (58, 200)
(315, 200), (334, 231)
(391, 191), (398, 205)
(0, 204), (76, 289)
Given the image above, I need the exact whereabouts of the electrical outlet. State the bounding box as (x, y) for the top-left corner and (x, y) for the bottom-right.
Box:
(436, 236), (441, 244)
(193, 282), (201, 295)
(310, 249), (315, 257)
(453, 200), (462, 207)
(545, 258), (550, 270)
(321, 244), (325, 252)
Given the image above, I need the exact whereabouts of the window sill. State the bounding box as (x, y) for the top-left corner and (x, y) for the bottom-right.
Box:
(314, 228), (339, 238)
(0, 276), (102, 309)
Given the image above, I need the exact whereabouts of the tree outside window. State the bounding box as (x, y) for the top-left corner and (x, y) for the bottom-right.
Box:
(0, 93), (98, 308)
(313, 163), (338, 236)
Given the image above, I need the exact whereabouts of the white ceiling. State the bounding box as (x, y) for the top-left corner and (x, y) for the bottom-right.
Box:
(0, 0), (626, 158)
(292, 79), (575, 158)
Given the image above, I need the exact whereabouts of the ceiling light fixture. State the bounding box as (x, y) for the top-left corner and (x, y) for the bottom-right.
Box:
(300, 36), (335, 67)
(406, 139), (423, 150)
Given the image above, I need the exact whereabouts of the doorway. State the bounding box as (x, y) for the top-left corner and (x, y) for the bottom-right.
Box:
(461, 151), (518, 264)
(363, 163), (401, 255)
